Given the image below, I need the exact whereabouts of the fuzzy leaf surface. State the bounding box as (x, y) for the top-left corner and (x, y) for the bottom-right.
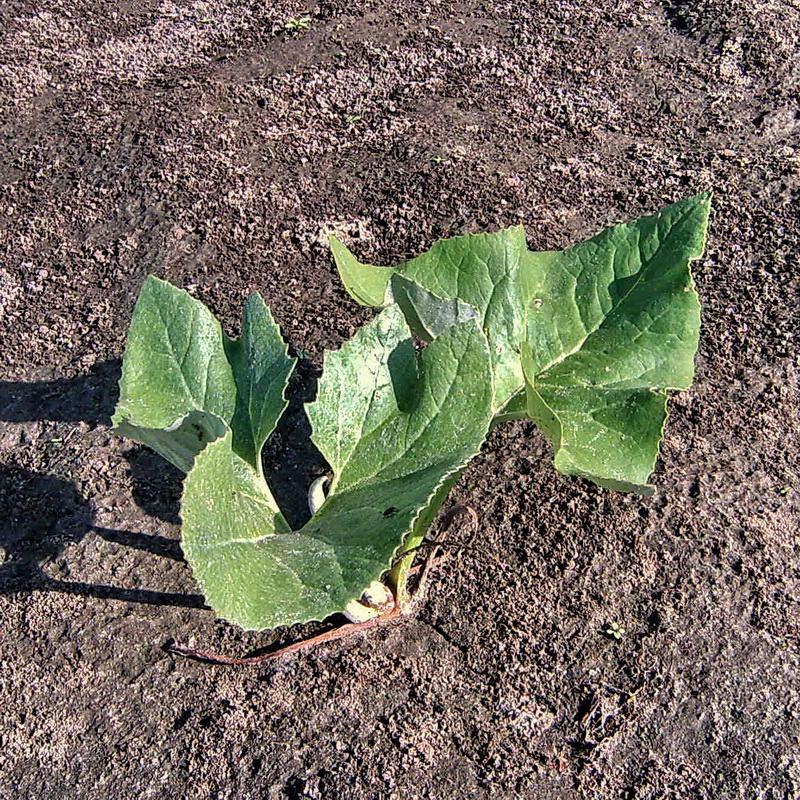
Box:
(112, 277), (237, 471)
(180, 305), (493, 630)
(112, 277), (294, 473)
(224, 293), (296, 474)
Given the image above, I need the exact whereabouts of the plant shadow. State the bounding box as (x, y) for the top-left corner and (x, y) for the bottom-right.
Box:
(261, 356), (329, 530)
(0, 463), (206, 608)
(0, 359), (120, 426)
(123, 446), (183, 524)
(0, 362), (205, 609)
(1, 359), (185, 524)
(0, 354), (331, 609)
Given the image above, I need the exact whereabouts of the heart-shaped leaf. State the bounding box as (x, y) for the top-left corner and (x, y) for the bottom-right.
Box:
(332, 194), (709, 493)
(112, 277), (295, 473)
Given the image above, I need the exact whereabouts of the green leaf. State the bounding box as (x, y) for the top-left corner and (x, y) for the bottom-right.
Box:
(389, 274), (479, 342)
(112, 276), (237, 471)
(331, 228), (529, 412)
(332, 196), (708, 493)
(329, 235), (391, 306)
(526, 385), (668, 495)
(114, 411), (229, 475)
(494, 390), (528, 424)
(388, 468), (462, 606)
(180, 305), (493, 629)
(224, 294), (297, 475)
(522, 193), (709, 493)
(112, 278), (295, 473)
(308, 304), (492, 494)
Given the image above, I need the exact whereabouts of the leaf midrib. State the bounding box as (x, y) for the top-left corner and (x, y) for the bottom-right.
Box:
(532, 202), (696, 383)
(334, 335), (476, 493)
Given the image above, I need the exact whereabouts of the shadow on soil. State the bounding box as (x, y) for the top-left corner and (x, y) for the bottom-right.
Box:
(0, 359), (120, 426)
(259, 356), (328, 530)
(0, 463), (207, 608)
(0, 357), (328, 608)
(0, 361), (206, 609)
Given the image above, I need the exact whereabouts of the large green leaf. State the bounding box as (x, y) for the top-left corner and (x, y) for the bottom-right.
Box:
(332, 194), (708, 494)
(180, 305), (493, 630)
(112, 277), (295, 473)
(330, 228), (528, 412)
(521, 193), (709, 493)
(112, 277), (237, 472)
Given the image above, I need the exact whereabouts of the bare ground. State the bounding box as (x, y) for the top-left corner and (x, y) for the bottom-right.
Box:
(0, 1), (799, 797)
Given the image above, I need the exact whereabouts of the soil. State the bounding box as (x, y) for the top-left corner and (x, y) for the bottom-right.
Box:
(1, 1), (798, 797)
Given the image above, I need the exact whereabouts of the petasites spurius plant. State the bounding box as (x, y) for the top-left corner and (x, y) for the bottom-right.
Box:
(112, 193), (710, 632)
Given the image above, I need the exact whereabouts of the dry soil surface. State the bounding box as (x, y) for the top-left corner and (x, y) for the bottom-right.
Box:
(1, 1), (799, 798)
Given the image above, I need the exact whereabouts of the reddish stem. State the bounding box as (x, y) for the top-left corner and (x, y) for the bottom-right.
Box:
(166, 504), (477, 667)
(165, 605), (403, 666)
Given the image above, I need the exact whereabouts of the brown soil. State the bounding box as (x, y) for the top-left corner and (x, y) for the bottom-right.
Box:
(1, 1), (798, 797)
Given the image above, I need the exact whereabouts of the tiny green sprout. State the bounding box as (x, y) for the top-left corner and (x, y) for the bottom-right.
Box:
(778, 486), (792, 497)
(283, 15), (312, 33)
(346, 114), (362, 124)
(431, 155), (449, 165)
(604, 621), (626, 641)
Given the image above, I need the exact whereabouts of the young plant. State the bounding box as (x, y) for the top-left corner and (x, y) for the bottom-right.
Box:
(282, 15), (312, 33)
(112, 193), (710, 634)
(113, 286), (492, 629)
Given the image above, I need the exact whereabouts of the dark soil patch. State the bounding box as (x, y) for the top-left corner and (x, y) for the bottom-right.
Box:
(1, 1), (798, 797)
